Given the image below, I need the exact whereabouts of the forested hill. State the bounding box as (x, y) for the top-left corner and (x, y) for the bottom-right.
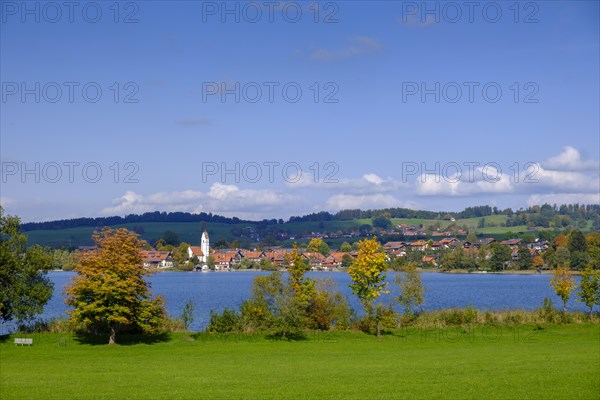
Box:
(21, 204), (600, 232)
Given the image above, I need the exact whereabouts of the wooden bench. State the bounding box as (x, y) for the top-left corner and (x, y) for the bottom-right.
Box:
(14, 338), (33, 346)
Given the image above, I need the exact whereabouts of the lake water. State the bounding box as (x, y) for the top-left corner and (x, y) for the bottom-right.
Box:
(2, 271), (591, 333)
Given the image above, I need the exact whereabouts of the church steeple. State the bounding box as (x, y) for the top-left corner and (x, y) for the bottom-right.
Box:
(201, 230), (209, 263)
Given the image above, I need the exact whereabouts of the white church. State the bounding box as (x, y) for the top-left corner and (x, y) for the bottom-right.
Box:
(188, 230), (209, 264)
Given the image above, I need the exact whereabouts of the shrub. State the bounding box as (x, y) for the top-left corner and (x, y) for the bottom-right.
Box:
(208, 308), (242, 333)
(307, 279), (352, 331)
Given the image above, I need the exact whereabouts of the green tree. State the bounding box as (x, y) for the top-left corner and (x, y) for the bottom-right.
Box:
(568, 230), (587, 253)
(568, 230), (588, 270)
(359, 224), (373, 235)
(259, 258), (277, 271)
(489, 243), (512, 270)
(372, 216), (392, 230)
(555, 247), (571, 267)
(578, 264), (600, 317)
(181, 300), (194, 330)
(285, 244), (316, 304)
(0, 207), (53, 324)
(341, 253), (354, 268)
(306, 279), (352, 331)
(543, 246), (557, 269)
(241, 272), (308, 338)
(348, 237), (389, 338)
(207, 254), (215, 269)
(162, 230), (180, 246)
(50, 249), (76, 271)
(172, 242), (190, 268)
(339, 242), (352, 252)
(466, 231), (478, 243)
(550, 265), (576, 312)
(516, 245), (533, 270)
(586, 232), (600, 269)
(306, 238), (330, 256)
(395, 262), (425, 317)
(65, 228), (166, 344)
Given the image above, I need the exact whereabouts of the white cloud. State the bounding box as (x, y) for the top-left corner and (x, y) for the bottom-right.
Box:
(529, 165), (598, 193)
(414, 147), (599, 197)
(101, 183), (299, 220)
(287, 172), (406, 194)
(415, 165), (514, 196)
(363, 173), (384, 185)
(541, 146), (599, 171)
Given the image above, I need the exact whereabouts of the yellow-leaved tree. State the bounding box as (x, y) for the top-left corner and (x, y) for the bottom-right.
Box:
(550, 265), (576, 312)
(65, 228), (166, 344)
(348, 237), (389, 338)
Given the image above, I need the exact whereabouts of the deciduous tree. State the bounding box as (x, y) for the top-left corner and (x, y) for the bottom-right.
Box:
(489, 243), (511, 270)
(578, 264), (600, 317)
(65, 228), (166, 344)
(586, 232), (600, 269)
(466, 231), (478, 243)
(306, 238), (330, 256)
(395, 262), (425, 317)
(339, 242), (352, 252)
(348, 237), (388, 338)
(568, 230), (588, 270)
(0, 207), (53, 324)
(550, 265), (576, 312)
(285, 244), (316, 304)
(516, 245), (533, 270)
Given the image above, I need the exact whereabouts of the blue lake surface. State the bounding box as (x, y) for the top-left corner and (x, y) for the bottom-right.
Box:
(2, 271), (592, 333)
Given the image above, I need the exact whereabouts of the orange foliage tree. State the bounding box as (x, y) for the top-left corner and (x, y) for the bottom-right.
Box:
(65, 228), (166, 344)
(550, 265), (576, 312)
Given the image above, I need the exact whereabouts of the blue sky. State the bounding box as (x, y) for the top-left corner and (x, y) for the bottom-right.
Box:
(1, 0), (599, 222)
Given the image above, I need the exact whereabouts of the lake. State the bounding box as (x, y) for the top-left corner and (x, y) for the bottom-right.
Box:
(1, 271), (592, 333)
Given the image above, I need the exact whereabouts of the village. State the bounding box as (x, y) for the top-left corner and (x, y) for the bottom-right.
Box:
(139, 228), (551, 272)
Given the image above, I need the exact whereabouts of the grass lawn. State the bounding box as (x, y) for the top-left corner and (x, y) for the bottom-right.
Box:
(1, 324), (599, 399)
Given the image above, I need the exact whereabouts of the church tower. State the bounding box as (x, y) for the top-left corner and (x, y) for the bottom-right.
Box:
(201, 230), (209, 263)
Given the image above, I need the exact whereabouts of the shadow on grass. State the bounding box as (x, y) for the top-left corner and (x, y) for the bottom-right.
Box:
(73, 332), (172, 346)
(0, 334), (10, 343)
(265, 332), (309, 341)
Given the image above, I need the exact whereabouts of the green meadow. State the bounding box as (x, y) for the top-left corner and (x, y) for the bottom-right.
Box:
(1, 324), (598, 400)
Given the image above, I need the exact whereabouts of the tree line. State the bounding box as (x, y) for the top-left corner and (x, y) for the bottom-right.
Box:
(22, 203), (599, 232)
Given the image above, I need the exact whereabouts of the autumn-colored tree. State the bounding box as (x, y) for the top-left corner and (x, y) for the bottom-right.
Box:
(306, 238), (330, 256)
(348, 237), (389, 338)
(395, 262), (425, 317)
(578, 264), (600, 317)
(553, 234), (568, 249)
(65, 228), (166, 344)
(550, 265), (576, 312)
(532, 255), (544, 269)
